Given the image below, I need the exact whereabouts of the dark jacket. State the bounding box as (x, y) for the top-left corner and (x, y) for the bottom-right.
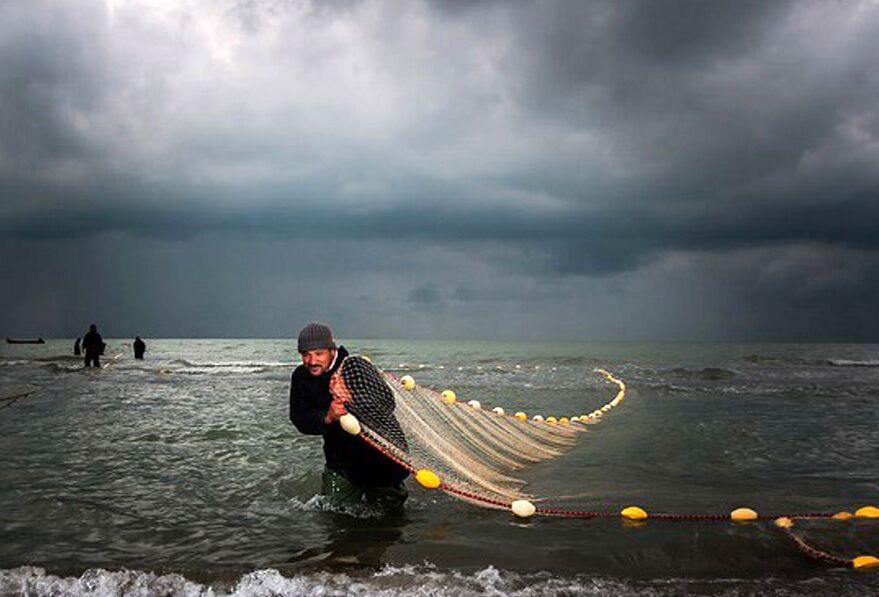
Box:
(289, 346), (408, 488)
(82, 330), (103, 357)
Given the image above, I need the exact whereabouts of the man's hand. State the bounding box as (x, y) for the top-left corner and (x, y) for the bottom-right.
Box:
(324, 398), (348, 424)
(325, 371), (353, 424)
(329, 372), (353, 403)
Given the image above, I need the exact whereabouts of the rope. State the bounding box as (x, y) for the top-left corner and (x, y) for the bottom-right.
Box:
(358, 427), (416, 475)
(776, 522), (852, 567)
(0, 391), (35, 411)
(525, 509), (843, 521)
(0, 391), (33, 402)
(347, 366), (878, 570)
(358, 424), (519, 510)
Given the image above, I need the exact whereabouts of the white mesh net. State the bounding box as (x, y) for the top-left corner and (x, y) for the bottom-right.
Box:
(337, 355), (626, 512)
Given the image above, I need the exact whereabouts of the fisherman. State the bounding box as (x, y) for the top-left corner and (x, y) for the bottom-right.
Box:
(81, 324), (103, 368)
(289, 322), (409, 512)
(74, 337), (81, 356)
(133, 336), (146, 360)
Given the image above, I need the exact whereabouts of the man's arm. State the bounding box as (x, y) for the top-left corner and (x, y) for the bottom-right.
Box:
(289, 376), (328, 435)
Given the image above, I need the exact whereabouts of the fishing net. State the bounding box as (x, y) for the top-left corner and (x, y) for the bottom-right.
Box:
(331, 356), (879, 568)
(335, 355), (626, 514)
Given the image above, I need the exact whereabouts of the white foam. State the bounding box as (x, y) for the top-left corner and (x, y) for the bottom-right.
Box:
(0, 567), (209, 597)
(302, 494), (388, 519)
(177, 366), (268, 375)
(0, 564), (859, 597)
(172, 360), (290, 369)
(828, 359), (879, 367)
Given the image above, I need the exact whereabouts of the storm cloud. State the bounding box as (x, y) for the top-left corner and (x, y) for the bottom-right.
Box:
(1, 0), (878, 340)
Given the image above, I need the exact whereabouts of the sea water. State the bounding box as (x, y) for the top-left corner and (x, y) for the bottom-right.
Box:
(1, 339), (878, 596)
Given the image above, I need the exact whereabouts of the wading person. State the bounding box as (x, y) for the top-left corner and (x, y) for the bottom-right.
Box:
(81, 324), (103, 368)
(289, 322), (408, 512)
(133, 336), (146, 360)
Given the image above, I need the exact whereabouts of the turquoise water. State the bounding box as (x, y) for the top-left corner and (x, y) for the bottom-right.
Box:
(1, 339), (879, 595)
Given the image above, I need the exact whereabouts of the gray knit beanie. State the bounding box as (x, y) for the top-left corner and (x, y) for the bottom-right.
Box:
(297, 322), (336, 352)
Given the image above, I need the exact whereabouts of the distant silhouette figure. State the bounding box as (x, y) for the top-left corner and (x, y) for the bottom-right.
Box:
(82, 324), (103, 368)
(133, 336), (146, 360)
(74, 337), (81, 356)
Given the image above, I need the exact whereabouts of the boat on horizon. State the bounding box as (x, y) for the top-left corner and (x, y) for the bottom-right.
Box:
(5, 337), (45, 344)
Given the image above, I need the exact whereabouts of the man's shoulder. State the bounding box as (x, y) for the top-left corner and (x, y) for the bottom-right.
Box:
(290, 363), (308, 381)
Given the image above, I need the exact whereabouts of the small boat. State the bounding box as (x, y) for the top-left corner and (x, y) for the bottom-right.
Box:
(5, 337), (45, 344)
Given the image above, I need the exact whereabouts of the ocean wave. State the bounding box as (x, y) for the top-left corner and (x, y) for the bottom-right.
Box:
(386, 363), (564, 375)
(176, 366), (272, 375)
(34, 360), (286, 376)
(826, 359), (879, 368)
(2, 565), (878, 597)
(0, 359), (31, 367)
(385, 363), (436, 373)
(645, 382), (696, 395)
(44, 362), (89, 373)
(2, 356), (80, 367)
(159, 359), (291, 376)
(739, 354), (783, 364)
(169, 359), (290, 369)
(32, 355), (84, 363)
(663, 367), (737, 380)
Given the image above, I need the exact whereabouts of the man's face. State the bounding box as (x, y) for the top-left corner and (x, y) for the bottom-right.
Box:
(301, 348), (336, 376)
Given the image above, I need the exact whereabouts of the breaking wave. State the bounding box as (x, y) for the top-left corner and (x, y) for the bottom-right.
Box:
(166, 359), (291, 375)
(826, 359), (879, 368)
(2, 565), (876, 597)
(663, 367), (737, 380)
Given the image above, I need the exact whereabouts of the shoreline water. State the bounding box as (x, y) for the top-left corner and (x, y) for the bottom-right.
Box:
(2, 339), (878, 595)
(4, 563), (877, 597)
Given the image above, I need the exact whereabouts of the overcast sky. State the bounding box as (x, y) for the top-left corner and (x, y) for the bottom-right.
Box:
(1, 0), (878, 341)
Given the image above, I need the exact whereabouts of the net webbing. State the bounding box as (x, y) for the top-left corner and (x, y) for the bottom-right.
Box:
(333, 359), (879, 568)
(339, 357), (625, 509)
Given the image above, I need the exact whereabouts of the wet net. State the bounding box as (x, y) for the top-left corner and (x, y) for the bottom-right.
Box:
(333, 356), (879, 570)
(336, 355), (626, 514)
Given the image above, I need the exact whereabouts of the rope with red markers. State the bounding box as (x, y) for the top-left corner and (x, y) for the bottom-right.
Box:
(338, 361), (879, 571)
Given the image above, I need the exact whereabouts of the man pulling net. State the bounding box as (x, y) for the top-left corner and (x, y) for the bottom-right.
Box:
(290, 322), (630, 518)
(289, 323), (409, 513)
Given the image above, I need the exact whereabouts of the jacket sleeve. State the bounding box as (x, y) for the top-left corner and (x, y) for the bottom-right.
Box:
(289, 375), (327, 435)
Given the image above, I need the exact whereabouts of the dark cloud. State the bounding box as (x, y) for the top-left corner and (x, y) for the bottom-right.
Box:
(1, 0), (878, 340)
(1, 232), (877, 341)
(496, 0), (879, 206)
(0, 1), (110, 172)
(4, 189), (877, 279)
(616, 1), (784, 64)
